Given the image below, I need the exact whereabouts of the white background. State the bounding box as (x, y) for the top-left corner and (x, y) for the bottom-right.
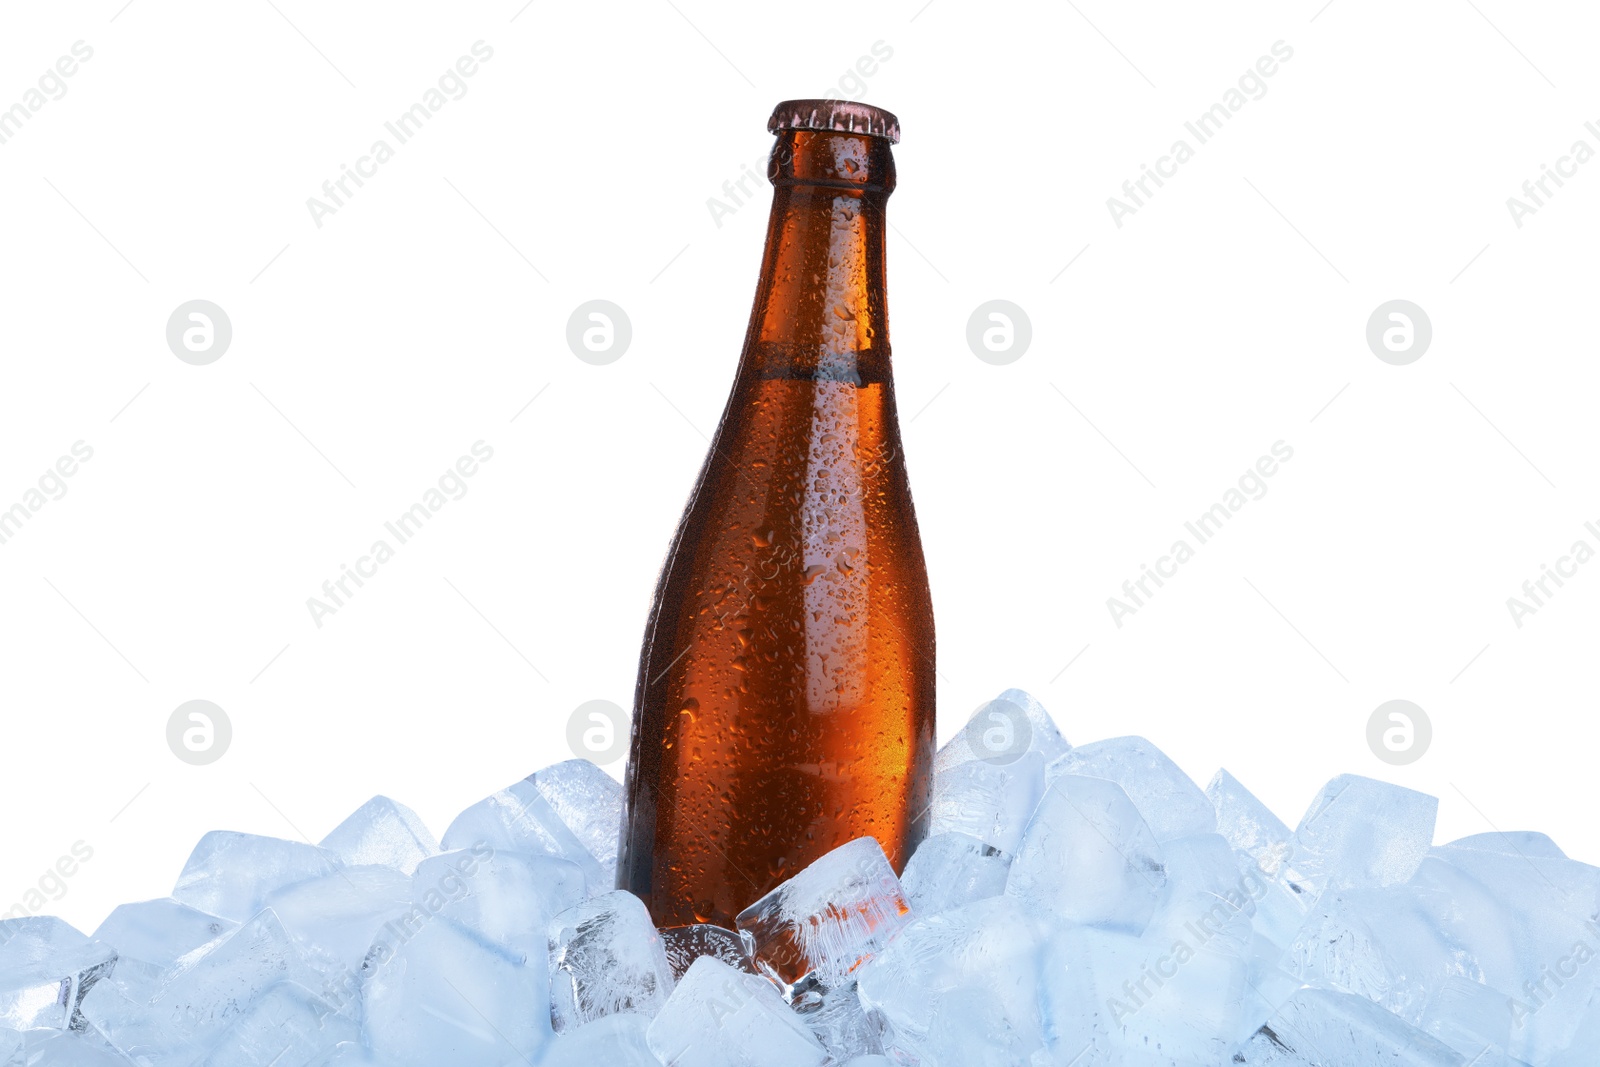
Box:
(1, 0), (1596, 935)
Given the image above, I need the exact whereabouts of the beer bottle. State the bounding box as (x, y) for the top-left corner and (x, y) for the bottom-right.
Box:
(618, 100), (935, 932)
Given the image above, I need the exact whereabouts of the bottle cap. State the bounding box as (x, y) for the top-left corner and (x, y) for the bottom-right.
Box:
(767, 100), (900, 144)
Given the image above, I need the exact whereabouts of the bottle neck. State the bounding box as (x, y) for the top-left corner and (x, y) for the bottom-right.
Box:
(742, 130), (896, 385)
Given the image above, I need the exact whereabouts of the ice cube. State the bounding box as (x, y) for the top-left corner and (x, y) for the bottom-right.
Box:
(1425, 845), (1600, 1061)
(854, 896), (1041, 1062)
(1550, 999), (1600, 1067)
(934, 690), (1070, 776)
(303, 1043), (373, 1066)
(319, 796), (438, 875)
(93, 899), (236, 973)
(547, 890), (674, 1032)
(1406, 856), (1523, 998)
(540, 1011), (660, 1067)
(1287, 775), (1436, 898)
(735, 837), (912, 990)
(791, 978), (882, 1061)
(0, 916), (116, 1032)
(838, 1059), (893, 1067)
(1047, 736), (1214, 842)
(194, 981), (357, 1067)
(155, 909), (335, 1046)
(900, 832), (1010, 917)
(1153, 832), (1254, 917)
(1236, 987), (1466, 1065)
(661, 925), (752, 981)
(1418, 976), (1515, 1063)
(0, 1028), (19, 1064)
(361, 915), (551, 1066)
(645, 956), (826, 1067)
(1005, 774), (1166, 932)
(442, 760), (621, 889)
(263, 865), (416, 975)
(85, 908), (331, 1062)
(1285, 886), (1459, 1024)
(8, 1031), (129, 1065)
(80, 974), (202, 1064)
(415, 847), (586, 960)
(920, 984), (1044, 1067)
(525, 760), (624, 871)
(172, 832), (342, 922)
(1037, 880), (1258, 1063)
(930, 750), (1045, 856)
(1207, 768), (1294, 876)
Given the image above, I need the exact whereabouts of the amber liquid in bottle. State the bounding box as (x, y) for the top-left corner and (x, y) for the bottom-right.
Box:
(618, 103), (935, 932)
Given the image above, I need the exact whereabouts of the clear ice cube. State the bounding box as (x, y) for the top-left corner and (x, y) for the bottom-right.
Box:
(1426, 844), (1600, 1061)
(263, 865), (416, 976)
(193, 981), (357, 1067)
(318, 796), (438, 875)
(1207, 768), (1294, 877)
(0, 916), (116, 1033)
(1418, 975), (1514, 1064)
(1005, 774), (1166, 932)
(8, 1031), (130, 1065)
(900, 832), (1010, 917)
(415, 846), (586, 960)
(933, 689), (1070, 776)
(735, 837), (912, 990)
(441, 760), (621, 890)
(85, 908), (332, 1061)
(921, 984), (1045, 1066)
(1287, 775), (1437, 898)
(361, 915), (551, 1066)
(929, 750), (1045, 857)
(540, 1011), (660, 1067)
(791, 977), (881, 1062)
(547, 890), (674, 1032)
(645, 956), (826, 1067)
(1047, 735), (1214, 842)
(92, 899), (235, 973)
(172, 832), (342, 922)
(1285, 886), (1457, 1025)
(1038, 877), (1258, 1063)
(155, 909), (335, 1046)
(1236, 987), (1466, 1065)
(854, 896), (1041, 1062)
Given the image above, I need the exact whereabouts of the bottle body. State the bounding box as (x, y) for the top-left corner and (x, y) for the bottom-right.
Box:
(618, 112), (935, 931)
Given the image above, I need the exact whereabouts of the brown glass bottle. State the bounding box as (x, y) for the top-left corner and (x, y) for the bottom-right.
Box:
(618, 101), (935, 932)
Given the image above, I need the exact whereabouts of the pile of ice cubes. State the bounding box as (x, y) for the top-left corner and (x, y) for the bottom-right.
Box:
(4, 690), (1596, 1066)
